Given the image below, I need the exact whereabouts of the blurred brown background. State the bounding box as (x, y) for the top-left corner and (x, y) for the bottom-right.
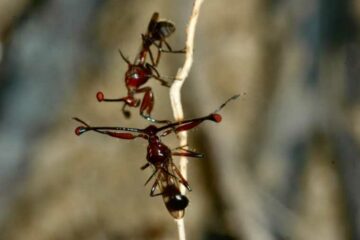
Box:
(0, 0), (359, 239)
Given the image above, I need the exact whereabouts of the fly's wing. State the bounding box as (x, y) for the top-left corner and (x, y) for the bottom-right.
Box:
(147, 12), (159, 34)
(147, 12), (175, 41)
(154, 21), (175, 40)
(157, 170), (188, 219)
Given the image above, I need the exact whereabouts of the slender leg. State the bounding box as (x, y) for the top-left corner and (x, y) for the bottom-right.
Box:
(140, 162), (150, 170)
(137, 87), (153, 116)
(163, 40), (186, 53)
(151, 42), (164, 66)
(154, 41), (162, 66)
(134, 87), (171, 124)
(118, 49), (131, 65)
(144, 168), (158, 186)
(170, 163), (192, 191)
(160, 167), (180, 181)
(141, 34), (157, 66)
(151, 40), (185, 54)
(148, 47), (157, 66)
(149, 169), (178, 197)
(172, 147), (204, 158)
(146, 63), (172, 87)
(150, 177), (162, 197)
(163, 40), (172, 52)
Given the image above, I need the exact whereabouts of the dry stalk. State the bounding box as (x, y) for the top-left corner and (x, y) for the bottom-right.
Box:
(169, 0), (204, 239)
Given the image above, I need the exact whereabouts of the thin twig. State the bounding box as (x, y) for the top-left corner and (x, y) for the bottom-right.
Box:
(170, 0), (204, 240)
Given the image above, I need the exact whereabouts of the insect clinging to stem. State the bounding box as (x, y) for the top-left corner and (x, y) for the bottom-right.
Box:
(96, 12), (185, 123)
(73, 94), (239, 218)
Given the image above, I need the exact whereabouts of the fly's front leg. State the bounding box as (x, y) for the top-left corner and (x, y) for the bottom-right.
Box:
(136, 86), (153, 119)
(135, 87), (171, 124)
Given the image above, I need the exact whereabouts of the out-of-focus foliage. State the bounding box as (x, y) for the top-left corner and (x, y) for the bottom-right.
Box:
(0, 0), (359, 239)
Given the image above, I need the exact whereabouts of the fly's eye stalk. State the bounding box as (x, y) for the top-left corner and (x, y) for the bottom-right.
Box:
(75, 126), (86, 136)
(96, 91), (104, 102)
(209, 113), (222, 123)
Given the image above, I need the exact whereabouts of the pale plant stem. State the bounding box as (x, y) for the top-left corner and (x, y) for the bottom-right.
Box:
(169, 0), (204, 240)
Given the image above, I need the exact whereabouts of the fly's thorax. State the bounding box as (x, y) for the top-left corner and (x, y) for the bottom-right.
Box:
(125, 65), (151, 88)
(146, 137), (172, 165)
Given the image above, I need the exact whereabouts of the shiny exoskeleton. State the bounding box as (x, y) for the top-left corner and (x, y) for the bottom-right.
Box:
(74, 113), (222, 218)
(96, 50), (170, 123)
(73, 95), (239, 218)
(96, 12), (184, 123)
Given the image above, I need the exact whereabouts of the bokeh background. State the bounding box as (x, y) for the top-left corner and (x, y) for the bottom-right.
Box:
(0, 0), (359, 239)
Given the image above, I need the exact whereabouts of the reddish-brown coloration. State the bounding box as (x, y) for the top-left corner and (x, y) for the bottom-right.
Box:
(96, 12), (185, 124)
(96, 91), (104, 102)
(72, 112), (221, 219)
(108, 132), (136, 139)
(212, 114), (222, 123)
(75, 126), (84, 136)
(96, 50), (170, 123)
(73, 94), (239, 218)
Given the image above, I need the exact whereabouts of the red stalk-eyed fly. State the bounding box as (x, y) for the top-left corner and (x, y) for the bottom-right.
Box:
(73, 95), (239, 218)
(96, 12), (184, 124)
(96, 50), (171, 124)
